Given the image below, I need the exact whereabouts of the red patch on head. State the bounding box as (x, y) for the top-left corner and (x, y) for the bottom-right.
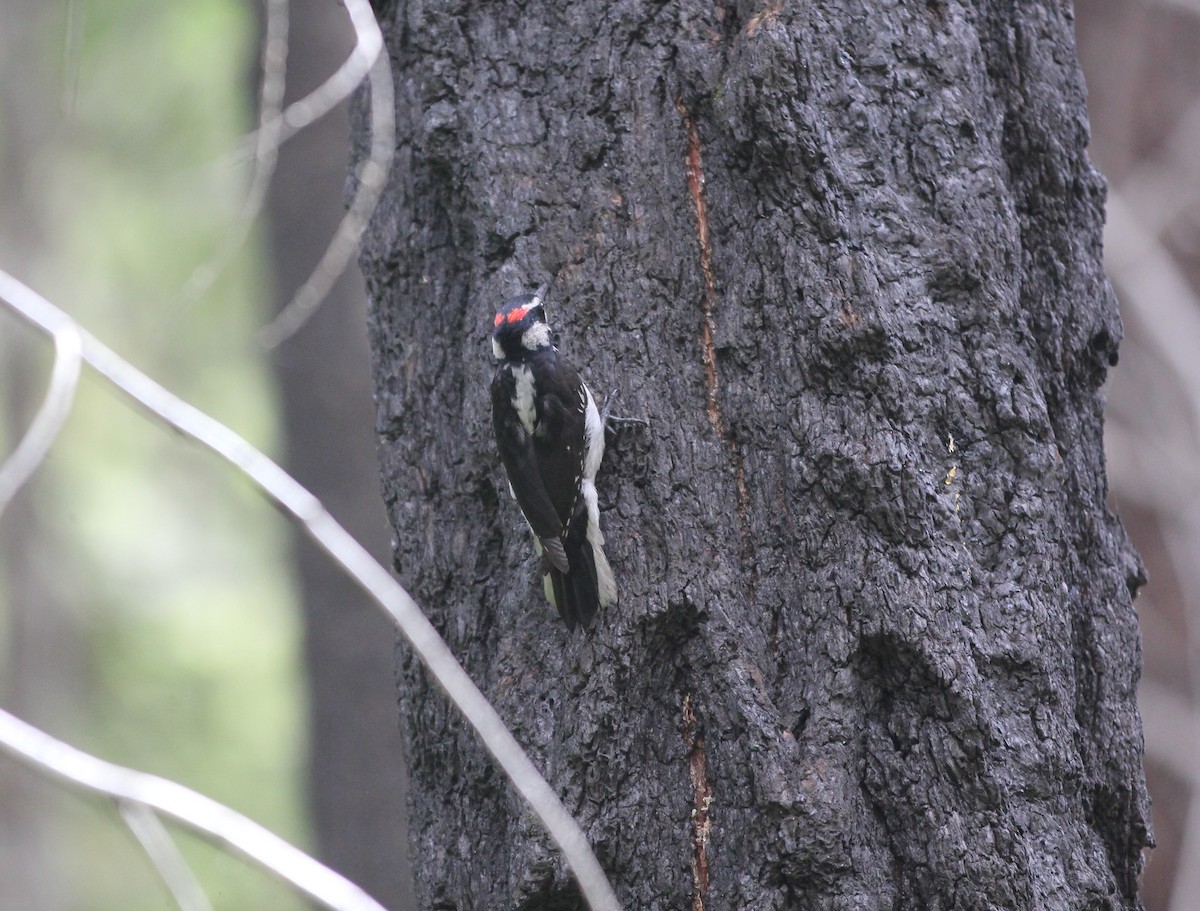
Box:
(505, 307), (529, 324)
(493, 313), (504, 327)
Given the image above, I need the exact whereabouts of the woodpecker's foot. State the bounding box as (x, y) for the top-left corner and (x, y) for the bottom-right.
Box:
(601, 391), (649, 433)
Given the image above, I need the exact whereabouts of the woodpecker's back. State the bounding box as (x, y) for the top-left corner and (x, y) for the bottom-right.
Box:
(490, 289), (616, 630)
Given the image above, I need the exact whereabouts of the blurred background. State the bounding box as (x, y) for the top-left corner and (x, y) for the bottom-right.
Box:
(0, 0), (413, 909)
(0, 1), (1195, 909)
(1078, 2), (1200, 909)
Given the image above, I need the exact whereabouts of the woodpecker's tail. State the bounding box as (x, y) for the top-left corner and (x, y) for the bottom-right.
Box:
(546, 512), (598, 632)
(543, 483), (616, 631)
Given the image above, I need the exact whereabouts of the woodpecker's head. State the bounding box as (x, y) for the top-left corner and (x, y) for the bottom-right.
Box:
(492, 287), (553, 361)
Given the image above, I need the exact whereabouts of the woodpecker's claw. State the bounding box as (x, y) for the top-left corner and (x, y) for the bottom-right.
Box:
(601, 391), (649, 432)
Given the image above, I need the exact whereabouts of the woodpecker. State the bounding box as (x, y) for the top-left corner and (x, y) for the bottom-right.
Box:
(490, 287), (617, 630)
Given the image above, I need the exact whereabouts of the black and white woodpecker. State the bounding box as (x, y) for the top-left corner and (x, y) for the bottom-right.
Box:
(490, 287), (617, 630)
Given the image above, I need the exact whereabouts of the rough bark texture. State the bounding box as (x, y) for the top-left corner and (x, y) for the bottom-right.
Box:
(356, 1), (1151, 909)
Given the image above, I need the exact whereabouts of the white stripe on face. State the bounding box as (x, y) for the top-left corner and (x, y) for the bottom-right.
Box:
(521, 321), (551, 350)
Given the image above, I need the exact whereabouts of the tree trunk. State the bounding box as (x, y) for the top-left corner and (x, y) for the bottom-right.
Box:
(356, 1), (1151, 908)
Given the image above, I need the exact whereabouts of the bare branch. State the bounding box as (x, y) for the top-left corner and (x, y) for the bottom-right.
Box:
(0, 708), (386, 911)
(0, 270), (623, 911)
(119, 802), (215, 911)
(180, 0), (290, 304)
(0, 314), (82, 519)
(180, 0), (392, 347)
(60, 0), (85, 119)
(259, 1), (395, 347)
(271, 0), (382, 141)
(227, 0), (384, 167)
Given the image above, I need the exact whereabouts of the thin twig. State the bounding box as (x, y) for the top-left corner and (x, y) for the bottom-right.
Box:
(179, 0), (290, 305)
(119, 802), (215, 911)
(231, 0), (384, 158)
(179, 0), (391, 346)
(0, 316), (82, 519)
(0, 270), (623, 911)
(0, 709), (385, 911)
(259, 0), (395, 347)
(60, 0), (85, 120)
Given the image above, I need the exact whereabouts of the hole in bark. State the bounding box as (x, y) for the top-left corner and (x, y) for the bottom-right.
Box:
(719, 0), (741, 43)
(484, 231), (517, 262)
(790, 705), (810, 740)
(477, 475), (499, 514)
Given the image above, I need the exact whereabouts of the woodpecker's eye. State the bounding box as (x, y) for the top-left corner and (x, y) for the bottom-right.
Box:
(530, 304), (546, 321)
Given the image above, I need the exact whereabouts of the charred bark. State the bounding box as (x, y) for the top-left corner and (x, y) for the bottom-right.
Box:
(356, 1), (1151, 909)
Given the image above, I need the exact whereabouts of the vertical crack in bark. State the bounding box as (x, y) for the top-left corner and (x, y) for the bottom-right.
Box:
(674, 96), (725, 440)
(675, 97), (756, 598)
(683, 693), (713, 911)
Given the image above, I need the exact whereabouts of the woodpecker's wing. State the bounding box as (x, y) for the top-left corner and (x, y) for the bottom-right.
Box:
(492, 367), (565, 541)
(528, 358), (589, 525)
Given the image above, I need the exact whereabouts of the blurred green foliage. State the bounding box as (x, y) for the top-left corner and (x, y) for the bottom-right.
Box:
(1, 1), (312, 908)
